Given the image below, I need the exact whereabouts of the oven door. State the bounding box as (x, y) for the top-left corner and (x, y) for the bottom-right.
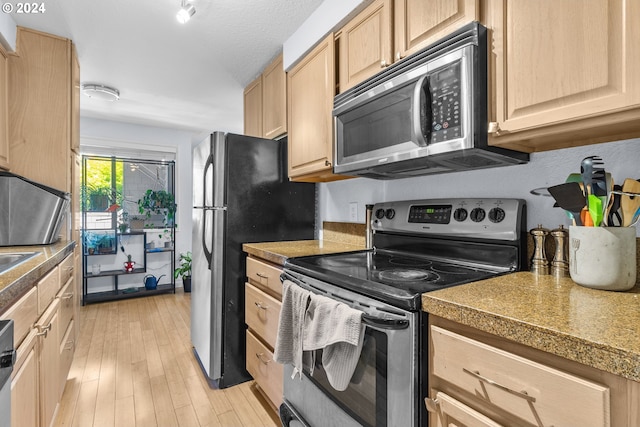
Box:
(280, 272), (419, 427)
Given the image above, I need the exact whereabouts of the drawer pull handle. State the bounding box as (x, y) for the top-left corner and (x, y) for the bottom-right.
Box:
(36, 323), (52, 337)
(62, 293), (74, 300)
(64, 340), (75, 351)
(463, 368), (536, 403)
(255, 352), (271, 365)
(256, 272), (268, 279)
(254, 302), (268, 310)
(424, 397), (439, 413)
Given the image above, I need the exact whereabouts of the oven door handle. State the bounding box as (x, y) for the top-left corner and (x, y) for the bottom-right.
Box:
(281, 272), (409, 331)
(362, 315), (409, 330)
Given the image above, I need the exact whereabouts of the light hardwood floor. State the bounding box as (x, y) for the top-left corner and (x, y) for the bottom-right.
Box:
(54, 292), (280, 427)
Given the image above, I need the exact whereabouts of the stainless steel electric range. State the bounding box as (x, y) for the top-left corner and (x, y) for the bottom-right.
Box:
(279, 198), (526, 427)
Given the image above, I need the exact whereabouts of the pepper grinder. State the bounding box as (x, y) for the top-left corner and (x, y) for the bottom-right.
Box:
(550, 225), (569, 278)
(530, 225), (550, 275)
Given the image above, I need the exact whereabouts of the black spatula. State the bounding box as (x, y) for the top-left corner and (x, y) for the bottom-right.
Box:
(548, 182), (585, 226)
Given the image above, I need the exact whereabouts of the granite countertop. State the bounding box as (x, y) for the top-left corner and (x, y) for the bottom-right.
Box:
(422, 271), (640, 382)
(0, 240), (76, 314)
(243, 240), (364, 266)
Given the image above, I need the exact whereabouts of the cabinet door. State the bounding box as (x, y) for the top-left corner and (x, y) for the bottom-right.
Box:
(0, 45), (8, 170)
(262, 53), (287, 139)
(488, 0), (640, 151)
(37, 299), (61, 427)
(9, 28), (72, 191)
(244, 75), (263, 137)
(70, 44), (80, 154)
(394, 0), (479, 61)
(287, 34), (336, 181)
(11, 331), (39, 427)
(428, 391), (504, 427)
(338, 0), (392, 92)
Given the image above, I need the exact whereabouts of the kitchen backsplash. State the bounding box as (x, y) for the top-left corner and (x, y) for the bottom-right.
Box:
(322, 221), (366, 247)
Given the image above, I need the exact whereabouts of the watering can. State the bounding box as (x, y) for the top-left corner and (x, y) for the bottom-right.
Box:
(144, 274), (165, 290)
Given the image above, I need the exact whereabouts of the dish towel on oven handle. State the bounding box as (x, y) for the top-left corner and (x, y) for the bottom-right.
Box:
(303, 293), (365, 391)
(274, 279), (311, 379)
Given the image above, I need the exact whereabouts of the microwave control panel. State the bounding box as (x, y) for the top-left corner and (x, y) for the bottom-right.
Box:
(429, 61), (461, 143)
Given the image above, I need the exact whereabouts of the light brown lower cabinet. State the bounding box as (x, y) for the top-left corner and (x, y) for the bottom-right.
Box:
(246, 330), (283, 408)
(244, 255), (285, 409)
(38, 299), (61, 427)
(428, 316), (640, 427)
(5, 252), (77, 427)
(11, 330), (38, 427)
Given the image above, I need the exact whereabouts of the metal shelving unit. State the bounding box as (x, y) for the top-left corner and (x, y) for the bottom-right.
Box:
(81, 156), (176, 305)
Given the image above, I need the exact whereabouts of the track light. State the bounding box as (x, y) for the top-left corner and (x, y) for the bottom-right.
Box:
(177, 0), (196, 23)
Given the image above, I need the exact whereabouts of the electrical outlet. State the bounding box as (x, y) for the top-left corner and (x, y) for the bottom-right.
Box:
(349, 202), (358, 222)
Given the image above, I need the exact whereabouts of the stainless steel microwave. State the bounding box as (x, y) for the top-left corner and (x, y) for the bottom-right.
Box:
(333, 22), (528, 179)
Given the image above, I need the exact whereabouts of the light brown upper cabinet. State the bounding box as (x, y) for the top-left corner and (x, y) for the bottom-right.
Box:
(486, 0), (640, 152)
(243, 53), (287, 139)
(337, 0), (479, 92)
(9, 27), (79, 192)
(262, 54), (287, 139)
(395, 0), (479, 61)
(288, 34), (347, 182)
(338, 0), (392, 92)
(0, 45), (8, 170)
(243, 74), (263, 137)
(244, 75), (262, 138)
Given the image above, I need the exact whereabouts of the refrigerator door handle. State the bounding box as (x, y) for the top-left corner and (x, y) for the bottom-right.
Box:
(202, 154), (214, 266)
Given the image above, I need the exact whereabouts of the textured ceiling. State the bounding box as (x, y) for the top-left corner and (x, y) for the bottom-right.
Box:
(11, 0), (324, 135)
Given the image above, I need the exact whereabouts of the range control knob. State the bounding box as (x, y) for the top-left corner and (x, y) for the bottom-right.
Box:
(375, 208), (386, 219)
(470, 207), (486, 222)
(489, 207), (506, 223)
(385, 209), (396, 219)
(453, 208), (468, 222)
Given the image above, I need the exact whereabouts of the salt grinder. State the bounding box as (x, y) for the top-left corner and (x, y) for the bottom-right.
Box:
(550, 225), (569, 277)
(530, 225), (550, 275)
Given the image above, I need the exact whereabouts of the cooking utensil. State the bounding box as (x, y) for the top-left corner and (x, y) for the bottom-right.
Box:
(607, 184), (623, 226)
(630, 206), (640, 227)
(548, 182), (585, 226)
(620, 178), (640, 226)
(587, 194), (603, 226)
(580, 155), (605, 201)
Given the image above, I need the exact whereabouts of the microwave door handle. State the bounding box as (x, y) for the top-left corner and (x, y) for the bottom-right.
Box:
(413, 75), (431, 147)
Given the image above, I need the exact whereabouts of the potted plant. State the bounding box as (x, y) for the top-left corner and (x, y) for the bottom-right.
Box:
(97, 234), (115, 254)
(137, 189), (176, 226)
(174, 251), (192, 293)
(83, 231), (100, 255)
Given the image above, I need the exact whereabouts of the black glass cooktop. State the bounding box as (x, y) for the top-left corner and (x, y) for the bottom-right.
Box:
(284, 249), (502, 311)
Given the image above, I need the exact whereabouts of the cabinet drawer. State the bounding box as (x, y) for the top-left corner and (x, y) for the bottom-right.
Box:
(37, 266), (59, 315)
(246, 330), (283, 408)
(59, 319), (75, 397)
(58, 254), (74, 287)
(428, 390), (504, 427)
(245, 283), (281, 348)
(0, 286), (37, 347)
(431, 326), (610, 427)
(57, 277), (74, 344)
(246, 256), (282, 297)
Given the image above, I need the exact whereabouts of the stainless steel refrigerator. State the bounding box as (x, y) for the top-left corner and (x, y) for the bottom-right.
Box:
(191, 132), (315, 388)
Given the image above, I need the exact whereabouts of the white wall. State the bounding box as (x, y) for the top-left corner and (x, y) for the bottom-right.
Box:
(80, 117), (195, 286)
(283, 0), (368, 70)
(318, 138), (640, 236)
(0, 12), (16, 51)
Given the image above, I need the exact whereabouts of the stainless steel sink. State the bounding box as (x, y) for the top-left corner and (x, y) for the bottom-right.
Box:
(0, 252), (39, 275)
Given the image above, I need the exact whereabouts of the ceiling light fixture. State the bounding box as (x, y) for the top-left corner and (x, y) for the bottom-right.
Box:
(176, 0), (196, 23)
(81, 84), (120, 101)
